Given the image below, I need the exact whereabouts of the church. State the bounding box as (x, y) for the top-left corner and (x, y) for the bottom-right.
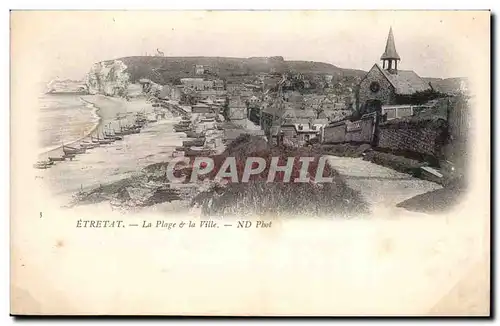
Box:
(356, 27), (434, 116)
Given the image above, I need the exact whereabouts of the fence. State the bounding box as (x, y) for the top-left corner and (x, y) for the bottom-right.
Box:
(322, 112), (377, 145)
(318, 95), (470, 169)
(382, 105), (433, 121)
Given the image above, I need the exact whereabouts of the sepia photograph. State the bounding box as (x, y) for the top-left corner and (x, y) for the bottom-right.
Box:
(10, 10), (490, 316)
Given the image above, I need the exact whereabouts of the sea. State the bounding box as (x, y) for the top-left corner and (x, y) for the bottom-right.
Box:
(38, 92), (101, 154)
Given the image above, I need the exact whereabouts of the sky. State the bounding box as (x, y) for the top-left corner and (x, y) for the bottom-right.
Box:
(11, 11), (490, 82)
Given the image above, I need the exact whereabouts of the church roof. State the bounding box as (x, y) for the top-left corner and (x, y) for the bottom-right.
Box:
(375, 64), (432, 95)
(380, 27), (401, 60)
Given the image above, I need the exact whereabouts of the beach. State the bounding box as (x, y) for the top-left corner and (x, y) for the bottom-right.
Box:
(34, 95), (191, 211)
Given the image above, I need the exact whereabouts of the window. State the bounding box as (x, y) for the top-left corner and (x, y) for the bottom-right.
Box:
(370, 81), (380, 93)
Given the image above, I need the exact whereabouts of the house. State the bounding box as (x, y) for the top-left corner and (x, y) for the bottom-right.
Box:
(197, 89), (227, 100)
(158, 84), (183, 101)
(248, 95), (260, 106)
(213, 79), (225, 91)
(227, 96), (247, 121)
(226, 83), (244, 94)
(260, 95), (316, 137)
(180, 78), (214, 91)
(272, 118), (328, 147)
(356, 27), (433, 117)
(138, 78), (153, 93)
(195, 65), (205, 75)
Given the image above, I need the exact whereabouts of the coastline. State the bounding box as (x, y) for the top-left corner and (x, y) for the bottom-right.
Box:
(38, 94), (147, 159)
(34, 94), (186, 206)
(37, 97), (102, 156)
(79, 96), (103, 140)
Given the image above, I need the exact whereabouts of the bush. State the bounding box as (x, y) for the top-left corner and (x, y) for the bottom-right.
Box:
(311, 143), (372, 158)
(188, 135), (369, 217)
(363, 151), (425, 176)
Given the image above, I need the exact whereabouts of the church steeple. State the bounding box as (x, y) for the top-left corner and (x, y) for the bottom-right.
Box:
(380, 27), (400, 74)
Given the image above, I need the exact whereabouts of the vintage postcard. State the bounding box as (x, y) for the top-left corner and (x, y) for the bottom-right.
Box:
(10, 10), (490, 315)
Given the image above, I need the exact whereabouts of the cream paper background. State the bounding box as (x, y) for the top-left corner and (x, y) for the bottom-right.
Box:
(10, 11), (490, 315)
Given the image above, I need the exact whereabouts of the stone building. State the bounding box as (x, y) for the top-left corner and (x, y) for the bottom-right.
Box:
(158, 84), (183, 101)
(213, 79), (225, 91)
(227, 96), (247, 121)
(195, 65), (205, 75)
(180, 78), (214, 91)
(356, 27), (433, 116)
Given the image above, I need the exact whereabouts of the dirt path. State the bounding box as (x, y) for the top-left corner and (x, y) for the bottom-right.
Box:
(326, 156), (442, 214)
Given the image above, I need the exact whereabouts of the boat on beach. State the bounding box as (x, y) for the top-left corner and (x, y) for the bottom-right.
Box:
(176, 120), (191, 127)
(174, 125), (191, 132)
(82, 140), (99, 148)
(91, 135), (113, 145)
(115, 125), (134, 136)
(33, 159), (55, 169)
(119, 123), (142, 134)
(104, 133), (123, 141)
(126, 127), (141, 134)
(63, 145), (86, 155)
(182, 138), (205, 147)
(185, 131), (204, 138)
(98, 138), (114, 144)
(49, 156), (66, 162)
(63, 153), (76, 160)
(80, 142), (96, 149)
(135, 112), (148, 127)
(184, 148), (213, 157)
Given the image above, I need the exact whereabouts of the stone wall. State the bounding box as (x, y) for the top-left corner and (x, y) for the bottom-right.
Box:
(345, 113), (376, 143)
(377, 117), (448, 161)
(322, 121), (346, 144)
(228, 106), (247, 120)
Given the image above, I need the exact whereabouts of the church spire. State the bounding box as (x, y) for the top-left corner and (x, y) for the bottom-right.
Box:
(380, 27), (400, 73)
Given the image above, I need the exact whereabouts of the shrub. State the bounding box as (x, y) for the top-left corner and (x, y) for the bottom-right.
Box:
(188, 135), (369, 217)
(363, 151), (425, 177)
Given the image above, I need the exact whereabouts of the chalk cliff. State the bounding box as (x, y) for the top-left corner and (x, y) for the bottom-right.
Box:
(84, 60), (130, 97)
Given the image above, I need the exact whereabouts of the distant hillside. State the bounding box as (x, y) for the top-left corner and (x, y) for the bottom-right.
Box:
(424, 77), (468, 95)
(103, 56), (366, 85)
